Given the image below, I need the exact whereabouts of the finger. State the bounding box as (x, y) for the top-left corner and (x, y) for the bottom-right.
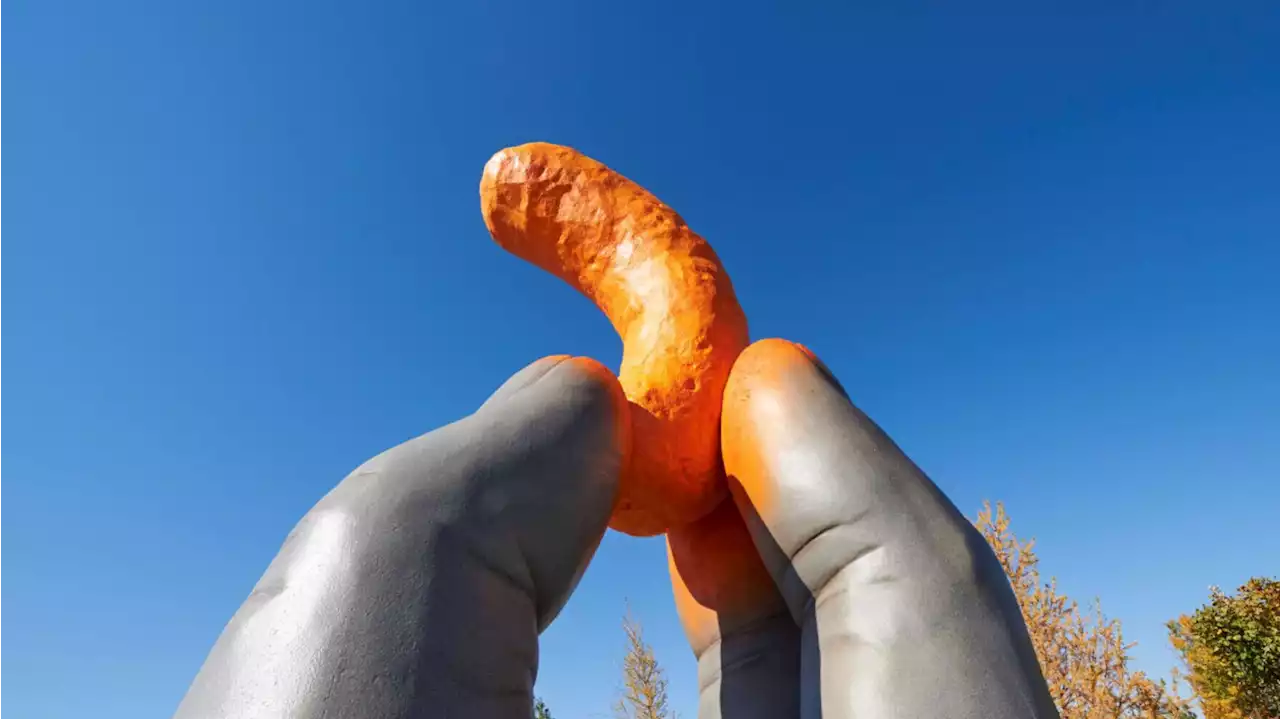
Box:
(470, 356), (631, 630)
(668, 499), (800, 719)
(174, 357), (630, 719)
(721, 339), (1057, 719)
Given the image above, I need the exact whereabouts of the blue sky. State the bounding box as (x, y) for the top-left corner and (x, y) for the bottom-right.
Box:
(6, 1), (1278, 716)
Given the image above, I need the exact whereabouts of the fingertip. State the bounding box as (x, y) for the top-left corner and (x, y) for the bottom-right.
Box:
(555, 355), (631, 423)
(723, 338), (847, 419)
(479, 355), (574, 410)
(480, 354), (631, 470)
(721, 338), (831, 442)
(726, 338), (839, 388)
(721, 338), (850, 515)
(529, 356), (633, 470)
(554, 355), (623, 395)
(725, 339), (812, 393)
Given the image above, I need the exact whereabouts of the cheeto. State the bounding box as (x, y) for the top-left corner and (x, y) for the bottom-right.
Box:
(480, 143), (750, 537)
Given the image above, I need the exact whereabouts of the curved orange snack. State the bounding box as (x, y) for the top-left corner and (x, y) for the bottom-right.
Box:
(480, 142), (750, 536)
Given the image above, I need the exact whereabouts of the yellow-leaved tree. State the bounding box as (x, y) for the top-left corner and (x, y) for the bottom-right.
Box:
(615, 608), (674, 719)
(974, 501), (1191, 719)
(611, 502), (1263, 718)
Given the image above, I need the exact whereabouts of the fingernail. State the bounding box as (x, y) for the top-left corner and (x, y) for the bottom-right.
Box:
(792, 342), (850, 400)
(478, 355), (572, 410)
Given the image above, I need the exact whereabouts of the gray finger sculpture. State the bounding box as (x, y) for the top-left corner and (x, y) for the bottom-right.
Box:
(173, 356), (630, 719)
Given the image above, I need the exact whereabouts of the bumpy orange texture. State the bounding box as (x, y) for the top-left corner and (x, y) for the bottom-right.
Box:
(480, 143), (750, 536)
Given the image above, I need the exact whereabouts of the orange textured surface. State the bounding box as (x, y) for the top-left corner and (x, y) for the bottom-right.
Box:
(479, 142), (750, 536)
(666, 498), (784, 652)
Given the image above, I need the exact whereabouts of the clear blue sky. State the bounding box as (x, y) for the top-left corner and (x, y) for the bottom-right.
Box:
(6, 1), (1278, 716)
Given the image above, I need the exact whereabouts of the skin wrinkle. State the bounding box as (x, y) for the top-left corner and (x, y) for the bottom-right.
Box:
(797, 535), (887, 622)
(447, 521), (535, 610)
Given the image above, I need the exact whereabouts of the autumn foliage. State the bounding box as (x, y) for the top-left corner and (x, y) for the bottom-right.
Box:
(615, 609), (675, 719)
(974, 501), (1190, 719)
(604, 502), (1264, 719)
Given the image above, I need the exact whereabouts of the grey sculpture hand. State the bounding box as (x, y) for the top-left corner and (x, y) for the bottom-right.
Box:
(668, 339), (1060, 719)
(175, 342), (1058, 719)
(173, 355), (630, 719)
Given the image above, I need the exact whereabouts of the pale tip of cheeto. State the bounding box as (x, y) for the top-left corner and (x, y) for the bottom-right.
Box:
(481, 146), (522, 185)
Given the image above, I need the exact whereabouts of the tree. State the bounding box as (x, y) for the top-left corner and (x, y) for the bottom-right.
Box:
(533, 697), (555, 719)
(1169, 577), (1280, 719)
(615, 607), (674, 719)
(974, 501), (1189, 718)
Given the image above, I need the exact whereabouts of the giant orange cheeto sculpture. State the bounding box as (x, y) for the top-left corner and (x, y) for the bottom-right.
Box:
(480, 143), (750, 537)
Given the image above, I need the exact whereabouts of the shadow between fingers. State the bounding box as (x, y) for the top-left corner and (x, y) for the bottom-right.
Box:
(718, 491), (822, 719)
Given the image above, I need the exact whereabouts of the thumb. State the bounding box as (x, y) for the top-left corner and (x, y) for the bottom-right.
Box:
(174, 355), (630, 719)
(467, 355), (632, 630)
